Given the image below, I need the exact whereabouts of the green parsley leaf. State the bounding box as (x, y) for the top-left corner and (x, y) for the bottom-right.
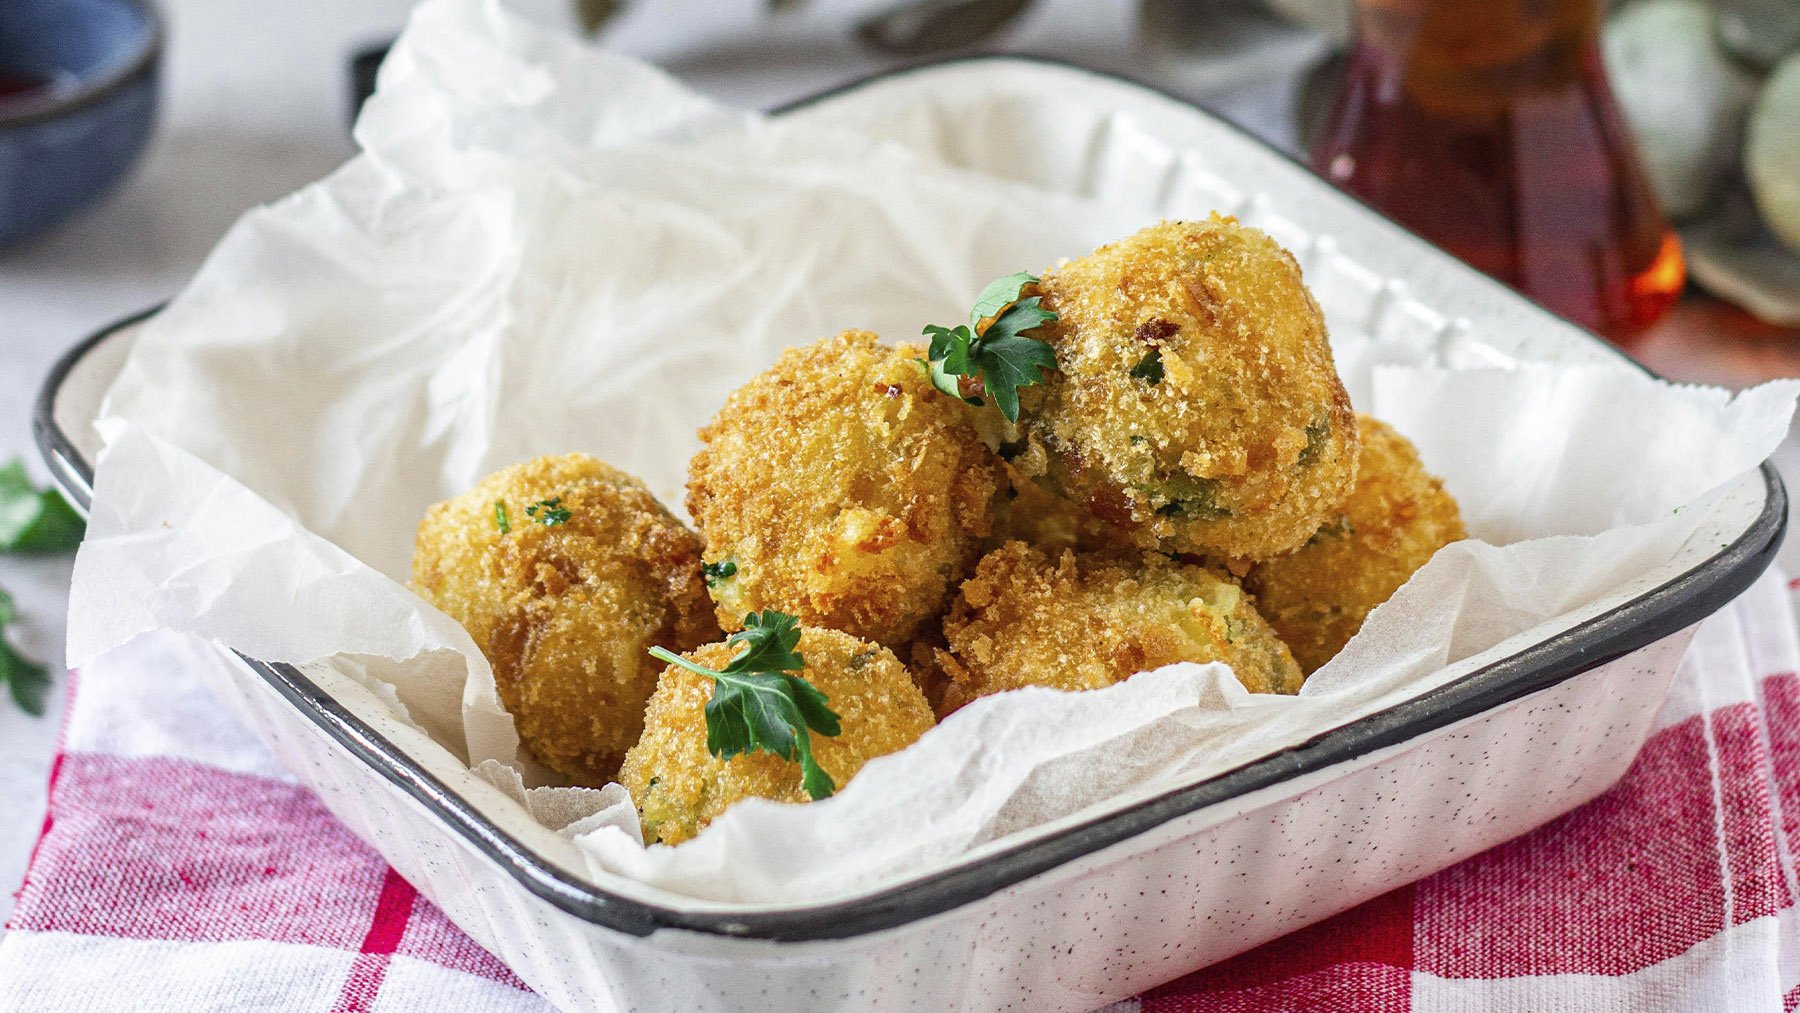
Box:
(968, 270), (1040, 328)
(923, 273), (1058, 423)
(973, 297), (1057, 422)
(1129, 349), (1165, 384)
(494, 501), (511, 534)
(702, 560), (737, 588)
(0, 588), (49, 717)
(0, 460), (85, 554)
(922, 324), (980, 404)
(648, 610), (842, 800)
(525, 497), (571, 526)
(722, 610), (811, 672)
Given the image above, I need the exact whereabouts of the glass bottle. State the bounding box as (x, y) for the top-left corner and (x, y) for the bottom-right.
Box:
(1311, 0), (1685, 342)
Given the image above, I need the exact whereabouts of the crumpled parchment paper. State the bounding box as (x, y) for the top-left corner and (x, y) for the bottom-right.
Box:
(66, 0), (1799, 905)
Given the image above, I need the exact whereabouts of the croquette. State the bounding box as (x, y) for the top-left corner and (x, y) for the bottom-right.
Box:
(413, 454), (720, 785)
(687, 330), (1003, 647)
(933, 541), (1305, 714)
(1245, 416), (1465, 674)
(620, 626), (937, 845)
(1010, 215), (1358, 560)
(988, 460), (1132, 557)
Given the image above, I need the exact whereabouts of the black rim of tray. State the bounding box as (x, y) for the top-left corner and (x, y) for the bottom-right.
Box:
(33, 54), (1790, 943)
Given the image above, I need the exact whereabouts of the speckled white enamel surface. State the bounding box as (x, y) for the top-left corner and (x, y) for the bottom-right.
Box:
(44, 58), (1778, 1012)
(198, 631), (1695, 1012)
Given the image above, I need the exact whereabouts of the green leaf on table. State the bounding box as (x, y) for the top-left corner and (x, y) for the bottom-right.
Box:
(0, 460), (85, 554)
(0, 588), (49, 717)
(648, 610), (842, 799)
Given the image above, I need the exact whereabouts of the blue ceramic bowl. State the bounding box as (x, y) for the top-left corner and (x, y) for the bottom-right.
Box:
(0, 0), (160, 248)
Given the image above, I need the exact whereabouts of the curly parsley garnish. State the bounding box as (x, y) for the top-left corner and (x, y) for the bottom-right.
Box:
(648, 610), (842, 799)
(525, 497), (570, 526)
(922, 271), (1058, 423)
(702, 560), (737, 587)
(494, 501), (511, 533)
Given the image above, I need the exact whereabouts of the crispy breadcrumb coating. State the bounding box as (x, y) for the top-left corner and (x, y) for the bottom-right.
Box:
(988, 460), (1132, 557)
(902, 631), (954, 715)
(1245, 416), (1466, 674)
(934, 541), (1304, 714)
(620, 627), (936, 845)
(1012, 215), (1358, 560)
(413, 454), (719, 785)
(687, 330), (1003, 647)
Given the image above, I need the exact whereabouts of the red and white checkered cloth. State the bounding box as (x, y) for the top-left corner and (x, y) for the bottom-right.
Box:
(4, 572), (1799, 1012)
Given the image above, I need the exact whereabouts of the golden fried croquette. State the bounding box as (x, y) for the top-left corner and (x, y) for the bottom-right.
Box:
(902, 631), (954, 715)
(934, 541), (1304, 714)
(1010, 215), (1358, 561)
(413, 454), (720, 785)
(687, 330), (1003, 647)
(988, 460), (1132, 557)
(620, 627), (936, 845)
(1245, 416), (1465, 674)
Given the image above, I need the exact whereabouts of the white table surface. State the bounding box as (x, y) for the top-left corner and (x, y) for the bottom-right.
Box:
(0, 0), (1327, 931)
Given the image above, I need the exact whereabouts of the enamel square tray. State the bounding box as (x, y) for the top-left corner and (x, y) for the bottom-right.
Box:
(35, 56), (1785, 1012)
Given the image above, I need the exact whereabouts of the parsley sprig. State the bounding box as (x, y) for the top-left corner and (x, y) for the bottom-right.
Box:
(923, 271), (1058, 423)
(649, 610), (842, 799)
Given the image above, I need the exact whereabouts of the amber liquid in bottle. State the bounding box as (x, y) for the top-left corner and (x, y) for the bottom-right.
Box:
(1311, 0), (1684, 341)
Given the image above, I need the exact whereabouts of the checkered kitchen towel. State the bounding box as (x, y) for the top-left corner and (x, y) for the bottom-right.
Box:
(4, 571), (1799, 1011)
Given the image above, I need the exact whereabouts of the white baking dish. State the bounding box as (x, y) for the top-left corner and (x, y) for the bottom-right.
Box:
(35, 57), (1785, 1012)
